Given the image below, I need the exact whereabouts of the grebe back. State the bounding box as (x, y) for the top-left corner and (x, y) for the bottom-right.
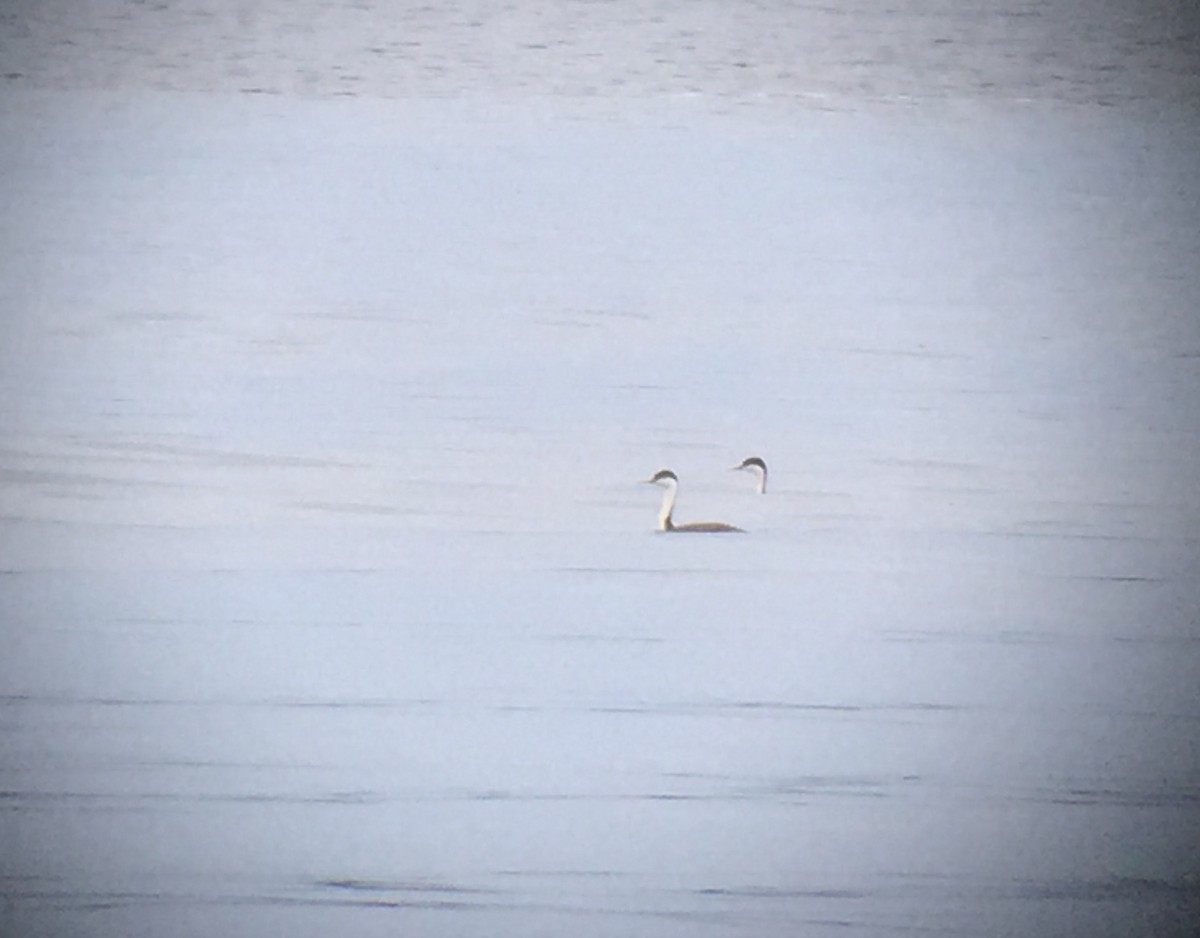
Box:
(645, 468), (743, 533)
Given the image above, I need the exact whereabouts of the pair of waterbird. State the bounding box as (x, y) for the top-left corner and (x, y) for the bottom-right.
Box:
(645, 456), (767, 533)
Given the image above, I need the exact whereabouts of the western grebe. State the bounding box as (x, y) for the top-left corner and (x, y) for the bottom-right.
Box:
(645, 469), (743, 533)
(732, 456), (768, 494)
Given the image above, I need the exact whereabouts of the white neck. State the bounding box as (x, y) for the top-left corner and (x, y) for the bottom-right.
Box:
(657, 480), (677, 531)
(755, 465), (767, 494)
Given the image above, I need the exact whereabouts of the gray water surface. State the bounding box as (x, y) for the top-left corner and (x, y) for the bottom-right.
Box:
(2, 3), (1200, 937)
(3, 0), (1198, 108)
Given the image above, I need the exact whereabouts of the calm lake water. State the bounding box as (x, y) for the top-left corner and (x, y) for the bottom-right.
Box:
(2, 3), (1199, 937)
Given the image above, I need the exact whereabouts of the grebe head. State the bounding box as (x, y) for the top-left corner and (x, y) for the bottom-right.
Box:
(732, 456), (768, 493)
(645, 468), (679, 487)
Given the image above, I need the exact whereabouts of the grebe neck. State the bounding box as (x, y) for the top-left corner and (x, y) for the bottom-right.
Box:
(658, 479), (678, 531)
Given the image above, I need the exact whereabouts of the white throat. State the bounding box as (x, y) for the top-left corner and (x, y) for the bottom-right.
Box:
(657, 479), (678, 531)
(753, 465), (767, 494)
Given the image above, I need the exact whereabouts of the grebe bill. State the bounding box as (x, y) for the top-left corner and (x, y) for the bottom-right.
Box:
(732, 456), (768, 494)
(645, 468), (744, 533)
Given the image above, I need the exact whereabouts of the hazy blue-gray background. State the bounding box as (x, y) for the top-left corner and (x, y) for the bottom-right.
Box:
(2, 2), (1198, 936)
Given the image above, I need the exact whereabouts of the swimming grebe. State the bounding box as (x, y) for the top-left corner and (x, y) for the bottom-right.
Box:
(732, 456), (768, 494)
(645, 469), (743, 533)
